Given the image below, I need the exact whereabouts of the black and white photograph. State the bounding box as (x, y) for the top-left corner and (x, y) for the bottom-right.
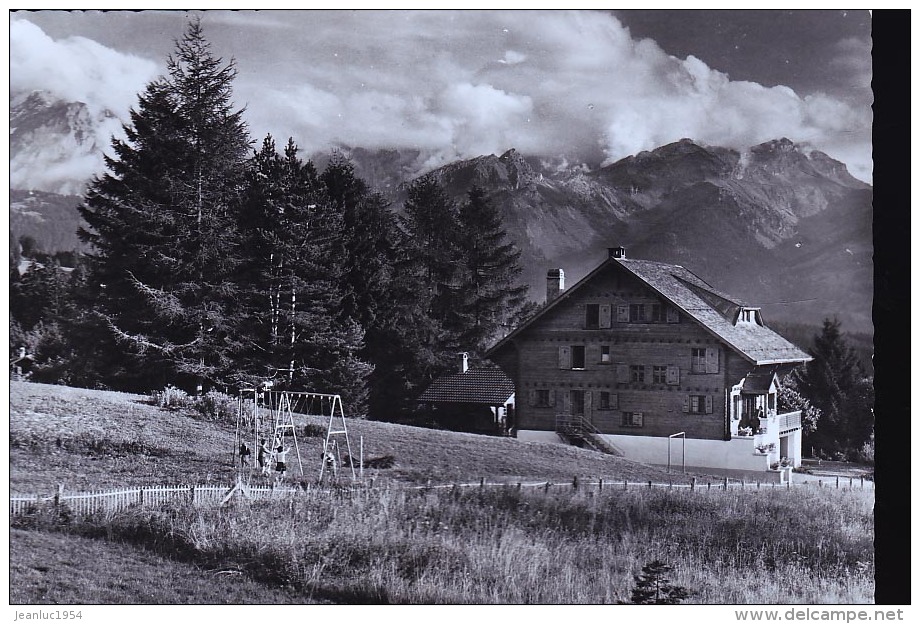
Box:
(9, 9), (883, 609)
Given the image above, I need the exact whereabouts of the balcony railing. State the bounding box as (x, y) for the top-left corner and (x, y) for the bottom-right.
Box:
(778, 410), (802, 431)
(734, 410), (802, 438)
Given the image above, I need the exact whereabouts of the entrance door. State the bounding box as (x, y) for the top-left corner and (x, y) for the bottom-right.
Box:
(742, 396), (757, 428)
(571, 390), (585, 417)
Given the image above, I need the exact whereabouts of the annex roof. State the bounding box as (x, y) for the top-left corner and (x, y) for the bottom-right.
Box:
(418, 367), (515, 405)
(741, 370), (778, 395)
(487, 255), (811, 366)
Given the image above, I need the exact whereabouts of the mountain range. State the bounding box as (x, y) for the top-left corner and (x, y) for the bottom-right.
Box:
(9, 90), (873, 336)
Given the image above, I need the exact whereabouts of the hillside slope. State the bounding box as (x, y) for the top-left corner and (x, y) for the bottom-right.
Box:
(10, 381), (697, 492)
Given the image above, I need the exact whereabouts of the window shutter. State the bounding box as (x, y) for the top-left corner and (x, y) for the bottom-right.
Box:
(667, 307), (680, 323)
(617, 304), (629, 323)
(616, 364), (629, 383)
(599, 303), (612, 328)
(633, 412), (643, 427)
(611, 393), (619, 410)
(559, 346), (572, 369)
(549, 389), (557, 407)
(682, 396), (690, 413)
(705, 395), (713, 414)
(706, 347), (719, 373)
(528, 389), (536, 407)
(666, 365), (680, 385)
(562, 390), (572, 415)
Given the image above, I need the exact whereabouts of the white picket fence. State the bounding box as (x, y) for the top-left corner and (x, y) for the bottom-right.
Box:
(10, 472), (872, 518)
(10, 481), (301, 517)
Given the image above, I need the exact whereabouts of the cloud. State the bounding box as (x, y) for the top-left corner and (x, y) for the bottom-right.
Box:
(10, 19), (159, 117)
(10, 11), (873, 187)
(10, 19), (161, 191)
(232, 10), (870, 182)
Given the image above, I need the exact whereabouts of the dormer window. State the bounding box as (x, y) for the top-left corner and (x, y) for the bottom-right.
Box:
(738, 307), (761, 325)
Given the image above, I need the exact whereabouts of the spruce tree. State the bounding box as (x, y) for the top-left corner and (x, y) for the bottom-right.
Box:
(793, 318), (874, 459)
(455, 186), (529, 354)
(320, 154), (407, 418)
(78, 19), (251, 391)
(238, 138), (371, 411)
(394, 174), (467, 417)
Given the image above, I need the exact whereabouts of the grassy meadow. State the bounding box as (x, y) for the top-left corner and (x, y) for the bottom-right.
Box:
(9, 381), (875, 604)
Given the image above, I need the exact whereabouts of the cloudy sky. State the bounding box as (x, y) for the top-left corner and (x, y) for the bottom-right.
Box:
(9, 9), (873, 184)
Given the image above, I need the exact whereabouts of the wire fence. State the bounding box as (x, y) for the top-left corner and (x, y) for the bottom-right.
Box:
(9, 472), (872, 519)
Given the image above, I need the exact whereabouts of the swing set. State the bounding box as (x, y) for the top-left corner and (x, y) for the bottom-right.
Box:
(235, 386), (357, 481)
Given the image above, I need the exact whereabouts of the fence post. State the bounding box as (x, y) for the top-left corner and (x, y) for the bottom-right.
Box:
(572, 476), (578, 491)
(723, 477), (729, 491)
(139, 487), (145, 506)
(54, 484), (63, 510)
(818, 480), (822, 488)
(836, 476), (839, 489)
(544, 482), (551, 495)
(691, 478), (696, 491)
(624, 479), (628, 490)
(517, 482), (522, 491)
(480, 477), (485, 489)
(756, 480), (760, 490)
(707, 481), (711, 491)
(598, 478), (603, 492)
(860, 476), (864, 489)
(647, 480), (652, 490)
(849, 477), (853, 489)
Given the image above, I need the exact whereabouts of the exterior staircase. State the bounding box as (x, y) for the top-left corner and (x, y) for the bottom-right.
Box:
(555, 415), (624, 457)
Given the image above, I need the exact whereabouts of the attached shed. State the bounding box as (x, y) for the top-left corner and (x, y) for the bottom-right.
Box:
(418, 361), (516, 435)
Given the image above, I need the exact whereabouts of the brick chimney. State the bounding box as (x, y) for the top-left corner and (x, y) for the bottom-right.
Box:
(459, 352), (469, 373)
(546, 268), (565, 302)
(609, 246), (626, 259)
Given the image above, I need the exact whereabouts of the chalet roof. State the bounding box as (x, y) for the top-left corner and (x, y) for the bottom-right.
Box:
(487, 256), (811, 366)
(418, 367), (515, 405)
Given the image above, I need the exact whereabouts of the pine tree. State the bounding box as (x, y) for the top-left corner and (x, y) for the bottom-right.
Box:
(793, 318), (874, 459)
(455, 186), (529, 355)
(392, 174), (467, 417)
(78, 19), (251, 391)
(624, 560), (690, 605)
(237, 139), (371, 411)
(320, 154), (407, 418)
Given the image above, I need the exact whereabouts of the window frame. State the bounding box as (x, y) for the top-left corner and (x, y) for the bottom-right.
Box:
(621, 411), (644, 428)
(689, 395), (706, 414)
(629, 303), (647, 323)
(690, 348), (707, 373)
(571, 345), (586, 370)
(652, 365), (667, 384)
(630, 364), (645, 383)
(600, 345), (611, 364)
(535, 389), (551, 408)
(585, 304), (600, 329)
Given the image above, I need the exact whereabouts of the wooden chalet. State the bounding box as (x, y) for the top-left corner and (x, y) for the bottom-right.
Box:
(486, 247), (811, 473)
(418, 354), (516, 435)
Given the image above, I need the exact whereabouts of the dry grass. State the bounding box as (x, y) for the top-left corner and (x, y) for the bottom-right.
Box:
(10, 528), (310, 604)
(11, 485), (874, 604)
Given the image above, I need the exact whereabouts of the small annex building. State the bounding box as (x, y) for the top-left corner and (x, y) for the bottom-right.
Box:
(418, 353), (516, 435)
(486, 247), (811, 473)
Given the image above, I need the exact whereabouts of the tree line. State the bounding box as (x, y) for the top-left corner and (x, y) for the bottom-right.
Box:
(9, 20), (531, 421)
